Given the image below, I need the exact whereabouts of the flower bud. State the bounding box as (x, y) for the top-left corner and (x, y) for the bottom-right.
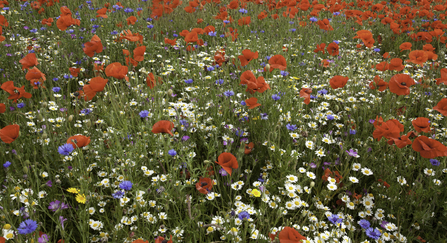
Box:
(310, 181), (315, 188)
(37, 114), (44, 121)
(312, 136), (317, 143)
(334, 105), (339, 111)
(24, 160), (30, 166)
(86, 120), (92, 128)
(265, 64), (270, 71)
(167, 89), (173, 96)
(23, 167), (28, 174)
(68, 115), (74, 122)
(41, 102), (47, 108)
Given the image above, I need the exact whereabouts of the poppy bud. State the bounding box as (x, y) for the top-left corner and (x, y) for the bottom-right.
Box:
(265, 64), (270, 71)
(56, 179), (61, 184)
(41, 102), (47, 108)
(68, 115), (74, 122)
(86, 120), (92, 128)
(312, 136), (317, 143)
(37, 114), (44, 121)
(23, 167), (28, 174)
(338, 194), (344, 199)
(310, 181), (315, 188)
(301, 210), (308, 217)
(160, 63), (164, 68)
(167, 89), (173, 96)
(24, 160), (30, 166)
(335, 105), (339, 111)
(88, 177), (92, 183)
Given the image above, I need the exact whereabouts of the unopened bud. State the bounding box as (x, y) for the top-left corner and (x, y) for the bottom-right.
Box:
(86, 120), (92, 128)
(23, 167), (28, 174)
(68, 115), (74, 122)
(265, 64), (270, 71)
(167, 89), (173, 96)
(334, 105), (339, 111)
(41, 102), (47, 108)
(42, 132), (48, 139)
(310, 181), (315, 188)
(24, 160), (30, 166)
(312, 136), (317, 143)
(37, 114), (44, 121)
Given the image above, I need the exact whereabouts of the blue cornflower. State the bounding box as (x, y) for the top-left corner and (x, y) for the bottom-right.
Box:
(17, 103), (25, 108)
(366, 227), (381, 240)
(280, 71), (289, 76)
(327, 115), (335, 120)
(208, 31), (216, 37)
(3, 161), (11, 168)
(207, 66), (214, 71)
(147, 24), (154, 29)
(220, 34), (225, 38)
(238, 211), (250, 220)
(18, 219), (38, 235)
(185, 79), (193, 84)
(358, 219), (370, 229)
(261, 113), (268, 120)
(81, 108), (92, 115)
(173, 34), (178, 37)
(328, 214), (343, 225)
(333, 40), (340, 44)
(139, 110), (149, 118)
(374, 48), (380, 52)
(223, 20), (230, 24)
(111, 30), (118, 35)
(58, 144), (74, 156)
(124, 8), (134, 13)
(310, 17), (318, 22)
(238, 8), (248, 14)
(349, 129), (356, 135)
(333, 12), (340, 15)
(265, 56), (271, 60)
(271, 94), (281, 101)
(318, 89), (328, 95)
(30, 28), (38, 33)
(52, 86), (61, 92)
(224, 90), (234, 97)
(92, 25), (100, 29)
(430, 159), (440, 166)
(112, 190), (124, 199)
(289, 28), (296, 32)
(119, 181), (133, 191)
(241, 101), (246, 106)
(286, 124), (297, 131)
(168, 149), (177, 157)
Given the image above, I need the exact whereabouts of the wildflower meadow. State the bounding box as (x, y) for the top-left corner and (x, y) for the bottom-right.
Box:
(1, 0), (447, 242)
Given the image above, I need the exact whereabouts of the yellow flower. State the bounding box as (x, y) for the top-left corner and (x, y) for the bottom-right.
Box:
(76, 194), (86, 204)
(251, 189), (261, 197)
(67, 188), (80, 194)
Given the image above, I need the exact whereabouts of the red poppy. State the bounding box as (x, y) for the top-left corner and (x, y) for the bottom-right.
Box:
(41, 18), (54, 26)
(67, 135), (91, 149)
(0, 103), (5, 114)
(215, 152), (238, 176)
(93, 63), (104, 76)
(152, 120), (174, 136)
(387, 131), (417, 148)
(212, 49), (226, 66)
(19, 53), (38, 70)
(105, 62), (128, 80)
(433, 98), (447, 116)
(268, 54), (287, 72)
(131, 240), (148, 243)
(373, 119), (404, 141)
(317, 19), (333, 31)
(353, 30), (375, 48)
(0, 124), (20, 144)
(96, 8), (108, 18)
(244, 142), (254, 155)
(299, 88), (312, 105)
(329, 75), (349, 89)
(327, 42), (339, 56)
(238, 16), (251, 26)
(375, 61), (388, 71)
(313, 43), (326, 54)
(195, 177), (213, 194)
(164, 38), (177, 46)
(0, 81), (32, 103)
(83, 76), (108, 101)
(369, 75), (388, 91)
(322, 168), (343, 183)
(399, 42), (412, 51)
(407, 50), (428, 66)
(245, 97), (261, 109)
(185, 31), (198, 44)
(278, 226), (307, 243)
(69, 67), (81, 77)
(117, 30), (143, 44)
(83, 35), (103, 57)
(227, 0), (238, 9)
(258, 11), (268, 20)
(154, 235), (172, 243)
(412, 117), (431, 133)
(238, 49), (258, 67)
(388, 74), (415, 96)
(133, 46), (146, 62)
(387, 58), (404, 71)
(436, 68), (447, 85)
(25, 67), (46, 89)
(412, 136), (447, 159)
(126, 16), (137, 25)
